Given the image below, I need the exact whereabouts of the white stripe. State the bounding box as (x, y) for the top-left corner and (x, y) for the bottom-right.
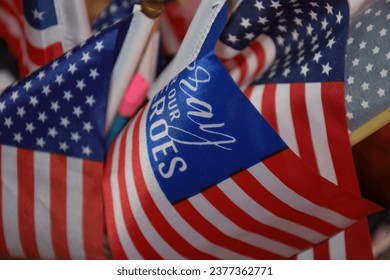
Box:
(124, 114), (183, 259)
(189, 194), (299, 257)
(34, 152), (55, 259)
(66, 157), (85, 259)
(1, 146), (24, 257)
(249, 84), (264, 114)
(249, 163), (356, 228)
(297, 248), (314, 260)
(218, 178), (327, 244)
(109, 131), (143, 259)
(137, 106), (250, 259)
(305, 83), (337, 184)
(259, 35), (276, 74)
(275, 84), (300, 156)
(227, 59), (241, 86)
(0, 70), (15, 92)
(329, 231), (347, 259)
(242, 47), (258, 87)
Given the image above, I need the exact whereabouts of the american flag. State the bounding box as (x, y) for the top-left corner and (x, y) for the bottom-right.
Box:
(0, 0), (90, 77)
(103, 1), (380, 259)
(217, 0), (377, 259)
(0, 16), (134, 259)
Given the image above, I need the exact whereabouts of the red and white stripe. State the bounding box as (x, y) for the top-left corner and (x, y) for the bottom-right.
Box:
(0, 145), (106, 259)
(0, 0), (90, 77)
(103, 100), (379, 259)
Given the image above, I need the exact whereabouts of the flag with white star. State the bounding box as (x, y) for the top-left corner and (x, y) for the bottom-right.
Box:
(0, 0), (90, 77)
(345, 0), (390, 134)
(0, 15), (134, 259)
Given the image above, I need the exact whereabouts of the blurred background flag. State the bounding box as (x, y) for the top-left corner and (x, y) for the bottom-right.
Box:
(0, 0), (91, 77)
(0, 14), (135, 259)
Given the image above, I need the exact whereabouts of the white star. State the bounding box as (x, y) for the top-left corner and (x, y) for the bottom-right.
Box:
(240, 18), (252, 29)
(378, 88), (385, 97)
(325, 3), (333, 14)
(367, 24), (374, 32)
(32, 8), (44, 20)
(345, 94), (353, 103)
(95, 41), (104, 52)
(25, 122), (35, 133)
(63, 90), (73, 101)
(361, 100), (369, 109)
(82, 146), (92, 156)
(10, 90), (19, 102)
(300, 63), (310, 77)
(23, 81), (32, 91)
(244, 32), (255, 40)
(29, 96), (39, 107)
(309, 10), (318, 21)
(321, 18), (329, 30)
(364, 8), (372, 15)
(4, 117), (13, 128)
(346, 112), (354, 120)
(355, 21), (362, 29)
(68, 63), (78, 75)
(361, 82), (369, 91)
(387, 51), (390, 60)
(306, 24), (314, 36)
(59, 142), (69, 152)
(16, 106), (26, 118)
(37, 71), (45, 80)
(380, 69), (388, 78)
(42, 85), (51, 96)
(336, 11), (343, 24)
(293, 17), (302, 26)
(276, 35), (284, 46)
(379, 28), (387, 37)
(312, 43), (320, 52)
(76, 79), (86, 91)
(89, 68), (100, 80)
(309, 2), (319, 8)
(60, 117), (70, 128)
(270, 0), (281, 9)
(13, 133), (23, 143)
(254, 1), (265, 11)
(55, 74), (64, 86)
(227, 34), (238, 44)
(0, 101), (5, 112)
(85, 95), (96, 107)
(352, 58), (360, 66)
(36, 138), (46, 148)
(327, 37), (336, 49)
(375, 10), (382, 17)
(347, 37), (354, 45)
(50, 101), (61, 112)
(51, 60), (59, 70)
(282, 67), (291, 77)
(71, 132), (81, 143)
(359, 41), (366, 49)
(366, 63), (373, 72)
(73, 106), (83, 117)
(81, 52), (91, 63)
(322, 63), (332, 75)
(312, 52), (322, 63)
(48, 127), (58, 138)
(38, 112), (47, 123)
(65, 50), (72, 59)
(347, 76), (354, 85)
(291, 29), (299, 41)
(326, 29), (333, 39)
(277, 25), (287, 32)
(257, 16), (268, 25)
(372, 46), (380, 54)
(83, 122), (93, 132)
(109, 4), (118, 13)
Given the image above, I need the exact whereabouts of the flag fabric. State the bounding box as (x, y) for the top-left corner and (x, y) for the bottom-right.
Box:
(345, 0), (390, 133)
(216, 0), (377, 259)
(0, 15), (135, 259)
(103, 2), (380, 259)
(0, 0), (90, 77)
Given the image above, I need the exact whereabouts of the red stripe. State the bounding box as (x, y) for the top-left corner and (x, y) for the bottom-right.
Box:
(203, 186), (309, 251)
(262, 150), (381, 219)
(131, 113), (216, 259)
(26, 40), (63, 67)
(175, 199), (282, 259)
(82, 160), (105, 260)
(232, 169), (340, 237)
(244, 85), (254, 99)
(233, 54), (247, 87)
(313, 240), (330, 260)
(50, 154), (70, 259)
(345, 220), (373, 259)
(250, 40), (265, 81)
(290, 83), (319, 172)
(17, 149), (40, 258)
(164, 2), (188, 42)
(261, 84), (278, 131)
(118, 123), (162, 259)
(102, 144), (127, 260)
(0, 146), (10, 257)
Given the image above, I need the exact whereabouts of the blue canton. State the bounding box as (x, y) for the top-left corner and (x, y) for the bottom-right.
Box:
(23, 0), (58, 29)
(220, 0), (349, 83)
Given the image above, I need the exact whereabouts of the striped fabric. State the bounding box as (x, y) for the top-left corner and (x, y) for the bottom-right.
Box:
(0, 0), (90, 77)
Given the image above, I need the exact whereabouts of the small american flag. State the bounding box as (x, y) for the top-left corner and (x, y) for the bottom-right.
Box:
(0, 16), (134, 259)
(0, 0), (90, 77)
